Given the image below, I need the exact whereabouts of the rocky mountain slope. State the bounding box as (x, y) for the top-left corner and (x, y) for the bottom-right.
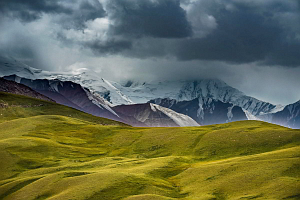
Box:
(0, 55), (281, 116)
(3, 75), (121, 121)
(3, 74), (199, 127)
(272, 100), (300, 129)
(118, 79), (280, 117)
(150, 97), (248, 125)
(0, 78), (54, 102)
(113, 103), (200, 127)
(3, 55), (297, 128)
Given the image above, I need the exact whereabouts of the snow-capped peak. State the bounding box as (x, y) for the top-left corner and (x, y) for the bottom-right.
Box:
(0, 55), (282, 117)
(0, 55), (42, 79)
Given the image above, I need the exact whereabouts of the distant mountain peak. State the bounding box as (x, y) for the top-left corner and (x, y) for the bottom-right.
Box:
(149, 97), (248, 125)
(272, 100), (300, 129)
(0, 55), (281, 116)
(2, 75), (122, 122)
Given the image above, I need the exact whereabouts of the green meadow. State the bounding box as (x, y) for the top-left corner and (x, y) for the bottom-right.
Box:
(0, 92), (299, 200)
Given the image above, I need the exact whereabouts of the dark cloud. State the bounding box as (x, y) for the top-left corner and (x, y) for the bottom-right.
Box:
(87, 0), (299, 67)
(85, 39), (132, 55)
(107, 0), (192, 38)
(0, 0), (72, 22)
(79, 0), (105, 22)
(174, 4), (282, 62)
(171, 0), (300, 66)
(2, 0), (299, 67)
(0, 0), (106, 29)
(59, 0), (106, 29)
(265, 41), (300, 67)
(52, 0), (192, 55)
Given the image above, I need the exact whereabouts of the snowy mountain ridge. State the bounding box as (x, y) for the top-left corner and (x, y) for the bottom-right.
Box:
(0, 55), (283, 117)
(272, 100), (300, 129)
(149, 97), (248, 125)
(3, 74), (121, 121)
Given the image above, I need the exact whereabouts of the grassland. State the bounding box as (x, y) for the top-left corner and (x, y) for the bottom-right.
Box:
(0, 93), (299, 200)
(0, 92), (128, 126)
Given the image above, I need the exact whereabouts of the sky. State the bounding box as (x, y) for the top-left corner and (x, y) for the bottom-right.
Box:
(0, 0), (299, 105)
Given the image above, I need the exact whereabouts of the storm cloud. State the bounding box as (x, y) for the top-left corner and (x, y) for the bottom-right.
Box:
(0, 0), (299, 104)
(1, 0), (299, 66)
(174, 0), (300, 66)
(0, 0), (72, 22)
(106, 0), (192, 38)
(104, 0), (300, 66)
(0, 0), (106, 28)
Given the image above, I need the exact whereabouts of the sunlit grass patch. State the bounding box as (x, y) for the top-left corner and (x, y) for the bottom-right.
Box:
(0, 92), (299, 200)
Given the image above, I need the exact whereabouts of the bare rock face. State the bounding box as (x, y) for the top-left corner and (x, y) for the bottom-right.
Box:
(113, 103), (200, 127)
(3, 75), (121, 122)
(149, 97), (248, 125)
(272, 100), (300, 129)
(113, 103), (178, 127)
(0, 78), (55, 102)
(2, 75), (199, 127)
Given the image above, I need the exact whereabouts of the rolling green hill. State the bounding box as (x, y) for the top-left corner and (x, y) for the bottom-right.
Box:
(0, 92), (128, 126)
(0, 92), (299, 200)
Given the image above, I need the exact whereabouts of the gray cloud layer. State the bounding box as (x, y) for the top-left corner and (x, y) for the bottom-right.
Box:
(0, 0), (106, 28)
(107, 0), (192, 38)
(107, 0), (300, 66)
(0, 0), (299, 104)
(0, 0), (72, 22)
(1, 0), (299, 66)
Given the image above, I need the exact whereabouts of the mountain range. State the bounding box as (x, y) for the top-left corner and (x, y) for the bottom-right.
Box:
(149, 97), (248, 125)
(2, 75), (121, 122)
(0, 55), (299, 128)
(1, 75), (199, 127)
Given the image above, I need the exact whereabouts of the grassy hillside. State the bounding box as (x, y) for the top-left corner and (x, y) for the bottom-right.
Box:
(0, 92), (299, 200)
(0, 92), (128, 126)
